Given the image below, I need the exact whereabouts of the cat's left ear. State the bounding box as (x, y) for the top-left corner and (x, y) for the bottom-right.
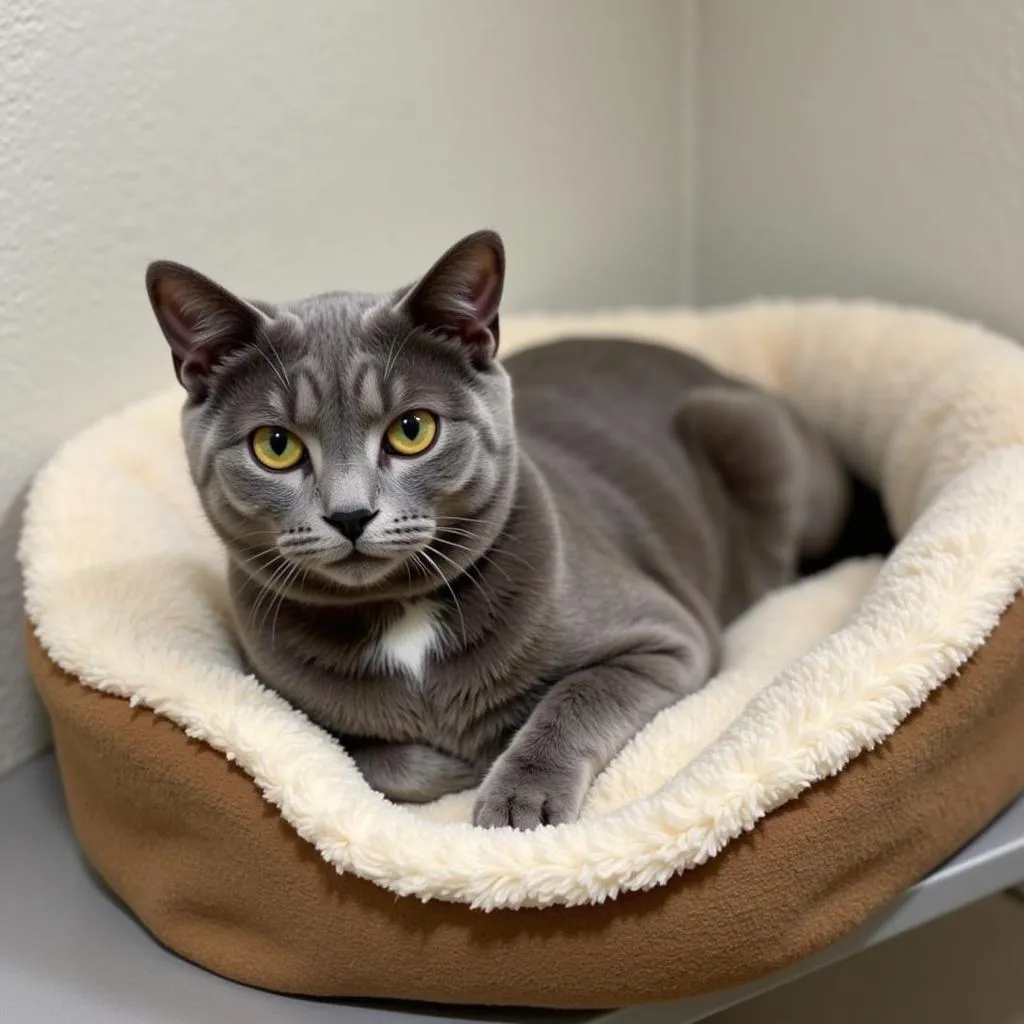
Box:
(400, 229), (505, 365)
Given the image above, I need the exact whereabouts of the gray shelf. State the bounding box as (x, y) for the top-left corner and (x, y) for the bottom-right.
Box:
(606, 789), (1024, 1024)
(1, 754), (1022, 1023)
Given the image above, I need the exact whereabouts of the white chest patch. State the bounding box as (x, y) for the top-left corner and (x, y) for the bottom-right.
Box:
(375, 601), (442, 682)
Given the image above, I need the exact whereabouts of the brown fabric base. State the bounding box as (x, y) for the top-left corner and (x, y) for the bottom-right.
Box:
(26, 599), (1024, 1010)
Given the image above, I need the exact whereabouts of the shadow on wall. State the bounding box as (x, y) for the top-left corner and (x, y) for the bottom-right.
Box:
(0, 485), (50, 777)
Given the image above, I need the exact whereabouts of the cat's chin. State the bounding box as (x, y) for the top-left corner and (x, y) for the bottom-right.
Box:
(320, 552), (405, 589)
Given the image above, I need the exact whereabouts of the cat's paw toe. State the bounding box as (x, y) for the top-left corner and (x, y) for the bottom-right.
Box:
(472, 763), (584, 830)
(473, 791), (548, 830)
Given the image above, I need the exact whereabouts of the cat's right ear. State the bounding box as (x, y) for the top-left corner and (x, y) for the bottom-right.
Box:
(145, 261), (262, 399)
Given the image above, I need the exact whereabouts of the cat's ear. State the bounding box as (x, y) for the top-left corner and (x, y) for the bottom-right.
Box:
(145, 260), (263, 398)
(400, 230), (505, 364)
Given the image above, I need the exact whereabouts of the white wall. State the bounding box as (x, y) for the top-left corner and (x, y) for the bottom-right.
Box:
(0, 0), (694, 776)
(696, 0), (1024, 341)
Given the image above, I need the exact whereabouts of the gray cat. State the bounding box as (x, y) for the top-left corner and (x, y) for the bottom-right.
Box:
(145, 230), (850, 830)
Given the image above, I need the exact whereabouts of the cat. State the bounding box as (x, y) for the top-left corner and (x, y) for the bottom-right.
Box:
(145, 230), (850, 830)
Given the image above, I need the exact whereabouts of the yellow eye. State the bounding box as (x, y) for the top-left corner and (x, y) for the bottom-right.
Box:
(250, 426), (306, 471)
(385, 410), (438, 457)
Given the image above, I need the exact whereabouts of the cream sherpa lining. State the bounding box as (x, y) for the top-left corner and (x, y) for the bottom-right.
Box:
(19, 301), (1024, 910)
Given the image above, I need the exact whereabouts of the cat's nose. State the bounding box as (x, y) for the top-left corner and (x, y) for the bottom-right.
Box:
(323, 508), (378, 542)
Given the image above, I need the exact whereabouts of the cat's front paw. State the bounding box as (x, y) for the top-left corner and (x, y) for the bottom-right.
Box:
(472, 755), (587, 830)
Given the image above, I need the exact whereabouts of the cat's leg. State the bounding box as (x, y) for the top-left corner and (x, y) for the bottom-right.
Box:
(472, 624), (714, 830)
(347, 741), (482, 804)
(675, 386), (851, 565)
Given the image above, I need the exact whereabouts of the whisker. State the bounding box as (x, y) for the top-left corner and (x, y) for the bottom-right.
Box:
(253, 343), (290, 394)
(383, 324), (417, 383)
(427, 542), (499, 621)
(431, 525), (482, 541)
(430, 536), (515, 588)
(408, 551), (432, 598)
(246, 566), (278, 631)
(422, 543), (466, 579)
(235, 527), (280, 540)
(433, 529), (534, 573)
(262, 333), (292, 390)
(463, 563), (499, 619)
(420, 547), (467, 651)
(248, 559), (293, 633)
(269, 561), (303, 649)
(233, 547), (285, 572)
(432, 514), (538, 563)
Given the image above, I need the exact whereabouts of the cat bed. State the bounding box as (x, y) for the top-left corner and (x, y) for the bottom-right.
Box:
(20, 300), (1024, 1009)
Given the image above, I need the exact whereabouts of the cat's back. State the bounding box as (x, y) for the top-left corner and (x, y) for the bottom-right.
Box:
(503, 337), (742, 624)
(504, 337), (730, 447)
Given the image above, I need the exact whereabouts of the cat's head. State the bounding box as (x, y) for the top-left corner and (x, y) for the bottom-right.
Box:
(145, 230), (516, 602)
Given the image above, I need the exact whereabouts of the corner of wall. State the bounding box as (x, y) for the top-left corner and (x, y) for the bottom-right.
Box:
(677, 0), (700, 306)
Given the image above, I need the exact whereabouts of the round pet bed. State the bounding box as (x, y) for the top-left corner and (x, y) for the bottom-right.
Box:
(20, 300), (1024, 1008)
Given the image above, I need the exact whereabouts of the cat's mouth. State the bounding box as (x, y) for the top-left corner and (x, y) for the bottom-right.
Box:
(269, 541), (421, 591)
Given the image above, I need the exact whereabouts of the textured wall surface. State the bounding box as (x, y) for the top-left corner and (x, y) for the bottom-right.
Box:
(697, 0), (1024, 341)
(0, 0), (692, 777)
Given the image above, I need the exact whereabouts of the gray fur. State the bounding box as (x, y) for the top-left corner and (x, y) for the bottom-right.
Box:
(145, 230), (850, 830)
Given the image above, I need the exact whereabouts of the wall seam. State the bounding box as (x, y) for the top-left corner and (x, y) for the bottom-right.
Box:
(678, 0), (700, 306)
